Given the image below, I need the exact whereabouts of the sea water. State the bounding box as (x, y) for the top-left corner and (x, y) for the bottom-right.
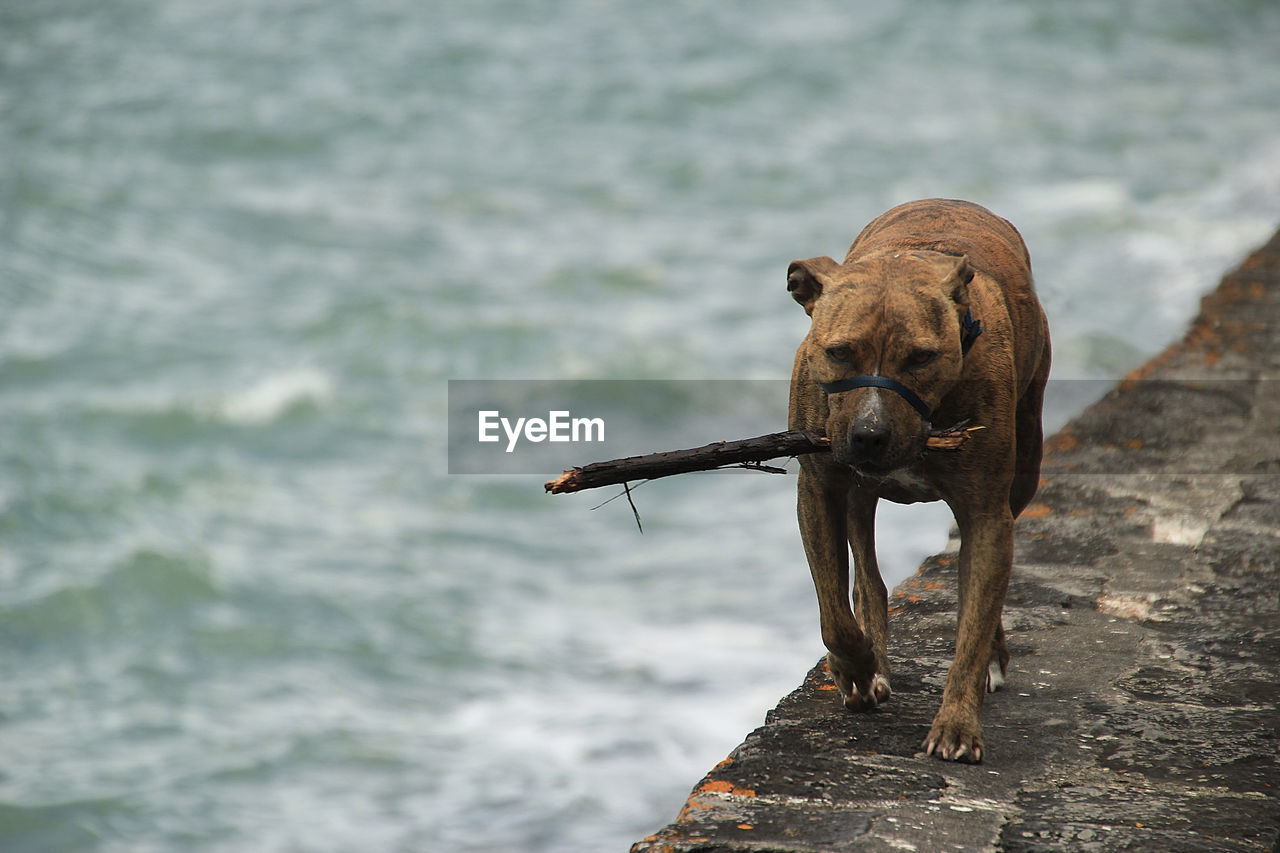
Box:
(2, 1), (1279, 850)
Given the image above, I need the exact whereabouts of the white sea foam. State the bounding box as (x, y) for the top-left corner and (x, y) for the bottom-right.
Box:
(219, 368), (334, 424)
(1012, 180), (1130, 217)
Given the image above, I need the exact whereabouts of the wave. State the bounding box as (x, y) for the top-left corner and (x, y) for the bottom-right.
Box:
(0, 550), (222, 647)
(217, 367), (335, 425)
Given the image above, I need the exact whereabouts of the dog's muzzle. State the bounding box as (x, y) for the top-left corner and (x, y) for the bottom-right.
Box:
(821, 375), (933, 471)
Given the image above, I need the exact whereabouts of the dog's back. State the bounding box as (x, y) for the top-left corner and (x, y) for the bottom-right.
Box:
(845, 198), (1032, 290)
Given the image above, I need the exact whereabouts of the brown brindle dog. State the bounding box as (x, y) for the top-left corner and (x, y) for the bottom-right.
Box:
(787, 198), (1050, 762)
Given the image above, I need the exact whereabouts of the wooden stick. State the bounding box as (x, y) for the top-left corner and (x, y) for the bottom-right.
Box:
(544, 425), (983, 494)
(927, 424), (986, 451)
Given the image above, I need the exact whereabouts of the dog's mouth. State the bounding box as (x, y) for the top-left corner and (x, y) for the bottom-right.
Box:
(833, 446), (925, 477)
(849, 459), (900, 475)
(830, 420), (931, 474)
(843, 454), (919, 477)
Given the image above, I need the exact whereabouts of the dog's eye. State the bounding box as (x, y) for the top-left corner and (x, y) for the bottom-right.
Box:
(907, 349), (938, 367)
(825, 345), (852, 362)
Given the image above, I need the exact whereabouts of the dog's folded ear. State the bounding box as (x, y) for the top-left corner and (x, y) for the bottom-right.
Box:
(942, 254), (975, 307)
(787, 256), (841, 316)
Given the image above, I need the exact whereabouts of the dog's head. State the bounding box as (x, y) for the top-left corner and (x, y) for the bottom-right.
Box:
(789, 251), (976, 473)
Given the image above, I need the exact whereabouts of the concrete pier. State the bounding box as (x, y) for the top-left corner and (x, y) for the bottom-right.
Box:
(633, 228), (1280, 852)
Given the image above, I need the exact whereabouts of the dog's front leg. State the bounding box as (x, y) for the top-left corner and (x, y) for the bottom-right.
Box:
(848, 488), (892, 706)
(924, 501), (1014, 762)
(798, 465), (880, 711)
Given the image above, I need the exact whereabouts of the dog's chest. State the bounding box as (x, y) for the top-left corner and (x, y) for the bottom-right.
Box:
(863, 468), (942, 504)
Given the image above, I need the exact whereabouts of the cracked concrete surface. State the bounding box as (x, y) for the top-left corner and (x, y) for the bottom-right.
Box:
(632, 229), (1280, 852)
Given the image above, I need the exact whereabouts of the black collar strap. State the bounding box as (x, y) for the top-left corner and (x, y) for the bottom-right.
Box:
(961, 309), (983, 355)
(819, 310), (983, 419)
(818, 375), (932, 419)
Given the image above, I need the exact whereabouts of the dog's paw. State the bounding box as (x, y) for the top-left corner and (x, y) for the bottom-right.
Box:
(870, 673), (893, 705)
(986, 660), (1005, 693)
(922, 714), (985, 763)
(841, 673), (893, 711)
(826, 653), (890, 712)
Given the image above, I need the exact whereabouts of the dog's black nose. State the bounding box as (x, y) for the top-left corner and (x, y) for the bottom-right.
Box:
(847, 420), (891, 464)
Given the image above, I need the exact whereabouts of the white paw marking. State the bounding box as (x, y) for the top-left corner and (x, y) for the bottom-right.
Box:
(986, 661), (1005, 693)
(840, 674), (893, 710)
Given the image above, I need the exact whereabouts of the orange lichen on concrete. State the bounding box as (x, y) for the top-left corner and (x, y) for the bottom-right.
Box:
(1020, 503), (1053, 518)
(708, 756), (734, 774)
(698, 779), (757, 798)
(661, 764), (759, 836)
(674, 800), (712, 821)
(1044, 432), (1079, 453)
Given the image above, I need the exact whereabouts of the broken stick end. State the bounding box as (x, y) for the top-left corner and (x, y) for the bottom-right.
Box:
(924, 425), (986, 452)
(544, 469), (582, 494)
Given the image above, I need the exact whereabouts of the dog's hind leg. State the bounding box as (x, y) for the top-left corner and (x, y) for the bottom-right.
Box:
(1009, 347), (1050, 518)
(987, 623), (1008, 693)
(993, 341), (1051, 691)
